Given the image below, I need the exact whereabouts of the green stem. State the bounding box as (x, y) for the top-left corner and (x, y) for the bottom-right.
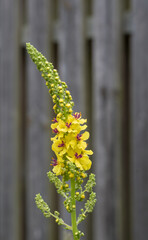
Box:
(71, 179), (79, 240)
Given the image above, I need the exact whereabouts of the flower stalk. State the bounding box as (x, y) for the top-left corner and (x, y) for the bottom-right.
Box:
(26, 42), (96, 240)
(71, 179), (78, 240)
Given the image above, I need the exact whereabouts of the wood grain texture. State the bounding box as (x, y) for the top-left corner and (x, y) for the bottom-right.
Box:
(59, 0), (85, 113)
(59, 0), (89, 239)
(131, 0), (148, 239)
(0, 0), (22, 240)
(25, 0), (53, 240)
(92, 0), (123, 240)
(58, 1), (87, 239)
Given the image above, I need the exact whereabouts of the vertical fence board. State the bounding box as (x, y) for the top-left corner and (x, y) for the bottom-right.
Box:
(26, 0), (51, 240)
(58, 1), (86, 239)
(0, 0), (21, 240)
(131, 1), (148, 240)
(59, 0), (85, 113)
(92, 0), (123, 240)
(58, 1), (89, 239)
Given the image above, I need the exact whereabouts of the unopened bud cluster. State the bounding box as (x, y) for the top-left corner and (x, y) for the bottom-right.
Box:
(26, 43), (74, 120)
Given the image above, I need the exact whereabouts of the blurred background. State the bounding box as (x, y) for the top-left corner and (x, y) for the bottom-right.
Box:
(0, 0), (148, 240)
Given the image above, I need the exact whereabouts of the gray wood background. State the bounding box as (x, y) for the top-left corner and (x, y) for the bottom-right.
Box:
(0, 0), (148, 240)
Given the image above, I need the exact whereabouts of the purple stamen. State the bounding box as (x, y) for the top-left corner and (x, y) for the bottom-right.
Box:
(58, 141), (65, 147)
(66, 122), (72, 128)
(51, 158), (57, 166)
(52, 118), (58, 123)
(75, 152), (82, 159)
(53, 128), (59, 134)
(73, 112), (81, 119)
(77, 134), (82, 141)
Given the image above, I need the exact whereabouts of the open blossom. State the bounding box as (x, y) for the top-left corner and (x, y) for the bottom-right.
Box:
(67, 148), (93, 170)
(51, 157), (64, 175)
(69, 131), (89, 150)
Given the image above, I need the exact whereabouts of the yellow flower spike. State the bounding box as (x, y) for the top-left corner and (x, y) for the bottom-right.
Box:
(26, 43), (97, 239)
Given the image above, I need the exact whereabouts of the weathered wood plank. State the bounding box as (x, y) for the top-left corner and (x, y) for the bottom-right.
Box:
(25, 1), (55, 240)
(17, 11), (133, 48)
(131, 1), (148, 240)
(59, 0), (85, 113)
(0, 0), (22, 240)
(58, 1), (88, 239)
(92, 0), (124, 240)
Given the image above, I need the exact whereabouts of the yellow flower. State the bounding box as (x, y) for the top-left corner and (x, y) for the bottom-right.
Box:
(51, 157), (64, 176)
(56, 114), (87, 134)
(69, 131), (89, 150)
(53, 164), (63, 175)
(67, 148), (93, 171)
(51, 118), (63, 140)
(73, 112), (87, 124)
(52, 139), (67, 156)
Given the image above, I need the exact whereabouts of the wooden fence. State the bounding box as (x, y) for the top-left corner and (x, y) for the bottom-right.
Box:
(0, 0), (148, 240)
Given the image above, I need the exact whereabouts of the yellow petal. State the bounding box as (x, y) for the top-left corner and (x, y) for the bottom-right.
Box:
(84, 150), (93, 155)
(53, 165), (62, 175)
(78, 141), (87, 150)
(80, 156), (92, 170)
(75, 160), (83, 170)
(82, 131), (89, 141)
(80, 124), (87, 131)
